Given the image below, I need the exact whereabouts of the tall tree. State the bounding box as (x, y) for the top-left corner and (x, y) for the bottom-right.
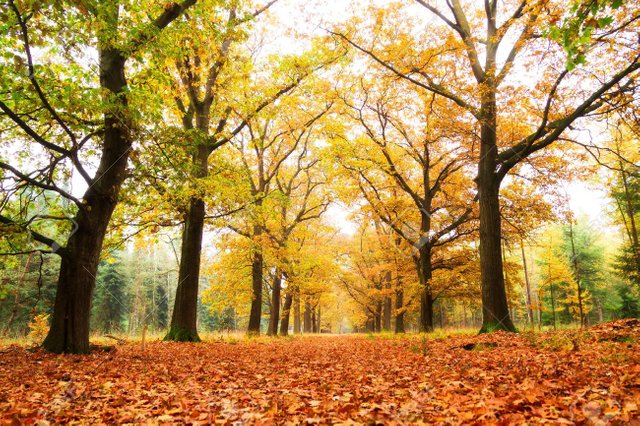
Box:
(226, 97), (331, 334)
(0, 0), (196, 353)
(92, 260), (127, 334)
(331, 0), (640, 332)
(154, 3), (340, 340)
(333, 76), (475, 331)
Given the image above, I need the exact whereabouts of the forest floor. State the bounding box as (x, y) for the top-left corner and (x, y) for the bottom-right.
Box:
(0, 320), (639, 425)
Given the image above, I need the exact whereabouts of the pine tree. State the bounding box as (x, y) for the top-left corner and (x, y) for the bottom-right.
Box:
(92, 260), (127, 334)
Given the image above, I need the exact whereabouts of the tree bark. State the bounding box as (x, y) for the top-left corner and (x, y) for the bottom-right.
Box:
(303, 300), (311, 333)
(279, 292), (293, 336)
(293, 290), (301, 334)
(311, 305), (317, 333)
(165, 198), (204, 341)
(383, 271), (392, 331)
(416, 245), (434, 332)
(477, 86), (516, 333)
(166, 103), (210, 341)
(267, 270), (282, 336)
(394, 287), (405, 333)
(247, 229), (264, 334)
(43, 47), (131, 354)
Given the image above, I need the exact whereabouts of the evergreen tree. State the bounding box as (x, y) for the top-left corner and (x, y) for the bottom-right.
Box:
(92, 260), (127, 334)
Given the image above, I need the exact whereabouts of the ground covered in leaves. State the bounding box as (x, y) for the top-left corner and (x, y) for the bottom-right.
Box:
(1, 320), (639, 424)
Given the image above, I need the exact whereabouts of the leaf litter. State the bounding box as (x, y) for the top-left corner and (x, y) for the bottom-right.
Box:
(0, 319), (638, 424)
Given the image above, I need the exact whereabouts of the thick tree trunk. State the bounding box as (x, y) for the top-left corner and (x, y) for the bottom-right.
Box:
(43, 247), (99, 353)
(383, 297), (391, 331)
(293, 291), (301, 334)
(247, 234), (264, 334)
(267, 270), (282, 336)
(166, 105), (210, 341)
(303, 301), (311, 333)
(165, 198), (204, 341)
(420, 289), (434, 332)
(395, 288), (405, 333)
(478, 178), (514, 332)
(43, 48), (130, 354)
(477, 88), (516, 333)
(311, 306), (317, 333)
(43, 189), (121, 353)
(416, 246), (434, 332)
(279, 292), (293, 336)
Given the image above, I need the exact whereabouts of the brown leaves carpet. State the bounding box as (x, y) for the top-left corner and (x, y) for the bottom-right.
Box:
(1, 320), (639, 424)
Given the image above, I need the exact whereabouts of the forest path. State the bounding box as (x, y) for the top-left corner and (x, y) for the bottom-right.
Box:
(1, 321), (638, 424)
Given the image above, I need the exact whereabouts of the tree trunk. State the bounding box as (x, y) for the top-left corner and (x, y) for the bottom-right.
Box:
(43, 47), (131, 354)
(420, 289), (434, 332)
(247, 232), (264, 334)
(311, 306), (317, 333)
(43, 196), (119, 353)
(568, 220), (586, 327)
(383, 296), (392, 331)
(383, 270), (392, 331)
(279, 292), (293, 336)
(303, 301), (311, 333)
(374, 302), (382, 333)
(267, 270), (282, 336)
(166, 103), (210, 341)
(416, 245), (434, 332)
(294, 290), (301, 334)
(165, 198), (204, 341)
(477, 86), (515, 333)
(395, 284), (405, 334)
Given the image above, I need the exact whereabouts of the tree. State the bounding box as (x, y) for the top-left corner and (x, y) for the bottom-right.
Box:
(0, 0), (197, 353)
(92, 260), (127, 334)
(537, 229), (576, 328)
(332, 74), (476, 331)
(225, 95), (331, 334)
(330, 0), (640, 332)
(150, 2), (340, 340)
(337, 220), (419, 333)
(0, 252), (58, 337)
(608, 124), (640, 286)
